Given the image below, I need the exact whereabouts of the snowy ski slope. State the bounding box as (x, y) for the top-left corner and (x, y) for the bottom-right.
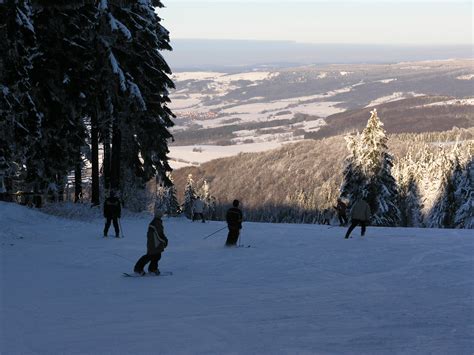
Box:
(1, 202), (473, 354)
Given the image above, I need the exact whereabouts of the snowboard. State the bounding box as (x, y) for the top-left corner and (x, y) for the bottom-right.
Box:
(122, 271), (173, 277)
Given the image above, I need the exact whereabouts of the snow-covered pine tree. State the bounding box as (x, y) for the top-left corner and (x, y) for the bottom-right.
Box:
(359, 109), (400, 226)
(394, 152), (423, 227)
(200, 179), (218, 220)
(289, 188), (309, 223)
(183, 174), (196, 219)
(200, 179), (209, 213)
(404, 175), (423, 227)
(166, 186), (179, 216)
(454, 155), (473, 228)
(97, 0), (175, 209)
(154, 182), (169, 216)
(415, 147), (438, 223)
(428, 143), (473, 228)
(25, 2), (92, 198)
(426, 147), (457, 228)
(340, 109), (400, 226)
(340, 134), (365, 204)
(208, 196), (217, 220)
(201, 180), (210, 201)
(151, 172), (177, 216)
(0, 0), (41, 194)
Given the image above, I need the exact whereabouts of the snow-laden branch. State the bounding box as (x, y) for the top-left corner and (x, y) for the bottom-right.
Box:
(109, 52), (127, 92)
(108, 13), (132, 40)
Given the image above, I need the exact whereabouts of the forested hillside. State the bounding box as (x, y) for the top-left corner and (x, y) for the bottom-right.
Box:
(172, 127), (473, 228)
(308, 96), (474, 139)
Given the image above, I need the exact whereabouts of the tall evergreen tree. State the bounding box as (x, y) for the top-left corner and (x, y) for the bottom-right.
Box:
(340, 134), (365, 202)
(454, 157), (473, 228)
(166, 173), (179, 215)
(183, 174), (196, 218)
(340, 109), (400, 226)
(97, 0), (175, 210)
(427, 144), (473, 228)
(25, 2), (95, 197)
(1, 0), (176, 207)
(394, 153), (423, 227)
(154, 182), (169, 215)
(0, 0), (41, 194)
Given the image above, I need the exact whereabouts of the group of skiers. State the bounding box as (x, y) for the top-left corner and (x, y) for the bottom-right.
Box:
(102, 190), (369, 276)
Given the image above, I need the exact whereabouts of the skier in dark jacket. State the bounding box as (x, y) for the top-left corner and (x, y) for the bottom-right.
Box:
(334, 198), (348, 226)
(103, 191), (121, 237)
(133, 211), (168, 275)
(225, 199), (243, 247)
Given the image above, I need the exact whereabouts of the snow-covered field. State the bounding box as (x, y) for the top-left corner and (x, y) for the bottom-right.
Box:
(169, 71), (349, 133)
(365, 92), (425, 108)
(423, 97), (474, 107)
(1, 202), (473, 354)
(456, 74), (474, 81)
(168, 142), (295, 169)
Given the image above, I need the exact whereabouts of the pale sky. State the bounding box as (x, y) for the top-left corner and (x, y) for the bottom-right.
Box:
(160, 1), (473, 45)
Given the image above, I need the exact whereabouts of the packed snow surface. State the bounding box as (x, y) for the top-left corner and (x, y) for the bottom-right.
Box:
(1, 202), (473, 354)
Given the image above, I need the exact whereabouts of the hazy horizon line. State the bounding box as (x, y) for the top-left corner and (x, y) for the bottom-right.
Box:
(170, 38), (474, 47)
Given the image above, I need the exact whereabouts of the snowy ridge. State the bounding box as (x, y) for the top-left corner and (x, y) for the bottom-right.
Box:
(1, 202), (473, 354)
(365, 92), (424, 108)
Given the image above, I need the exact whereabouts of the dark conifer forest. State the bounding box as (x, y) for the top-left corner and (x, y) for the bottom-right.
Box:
(1, 0), (175, 209)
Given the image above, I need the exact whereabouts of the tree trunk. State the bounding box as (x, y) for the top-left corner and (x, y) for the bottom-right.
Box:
(91, 109), (100, 206)
(74, 151), (82, 203)
(110, 119), (121, 191)
(103, 126), (111, 191)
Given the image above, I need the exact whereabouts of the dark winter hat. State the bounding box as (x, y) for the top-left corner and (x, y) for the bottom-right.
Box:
(233, 199), (239, 207)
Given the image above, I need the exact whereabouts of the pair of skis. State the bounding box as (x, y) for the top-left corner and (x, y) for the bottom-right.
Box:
(123, 271), (173, 278)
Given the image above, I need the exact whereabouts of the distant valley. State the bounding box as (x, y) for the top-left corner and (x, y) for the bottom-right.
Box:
(168, 59), (473, 168)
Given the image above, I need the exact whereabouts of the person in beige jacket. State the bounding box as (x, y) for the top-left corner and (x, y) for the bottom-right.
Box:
(345, 198), (371, 239)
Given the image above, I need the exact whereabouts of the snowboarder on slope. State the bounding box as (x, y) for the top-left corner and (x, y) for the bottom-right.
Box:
(133, 210), (168, 275)
(334, 198), (348, 226)
(192, 196), (206, 223)
(345, 197), (371, 239)
(225, 199), (243, 247)
(103, 191), (121, 238)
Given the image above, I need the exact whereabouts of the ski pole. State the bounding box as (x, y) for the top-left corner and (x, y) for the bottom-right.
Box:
(112, 252), (134, 262)
(203, 226), (227, 239)
(118, 218), (125, 238)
